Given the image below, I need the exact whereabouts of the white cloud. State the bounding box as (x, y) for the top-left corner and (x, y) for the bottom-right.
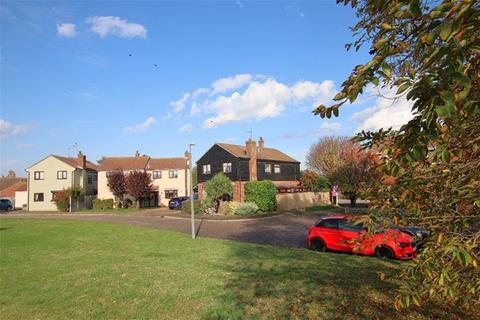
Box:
(170, 93), (191, 113)
(124, 117), (156, 134)
(87, 16), (147, 39)
(0, 119), (35, 139)
(202, 77), (335, 128)
(169, 74), (336, 128)
(351, 87), (415, 131)
(57, 23), (77, 37)
(178, 124), (193, 133)
(211, 74), (253, 94)
(320, 122), (342, 131)
(17, 143), (33, 150)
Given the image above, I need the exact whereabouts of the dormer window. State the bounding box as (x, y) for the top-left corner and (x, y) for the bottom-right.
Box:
(222, 163), (232, 173)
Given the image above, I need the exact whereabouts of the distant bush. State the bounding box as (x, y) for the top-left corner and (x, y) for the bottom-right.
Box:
(93, 198), (114, 210)
(218, 201), (234, 215)
(181, 200), (201, 215)
(233, 202), (259, 216)
(52, 187), (84, 212)
(245, 180), (277, 212)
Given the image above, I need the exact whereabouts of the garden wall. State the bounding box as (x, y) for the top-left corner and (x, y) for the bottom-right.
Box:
(276, 192), (330, 211)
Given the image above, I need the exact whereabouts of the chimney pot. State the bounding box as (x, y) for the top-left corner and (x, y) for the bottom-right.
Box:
(258, 137), (265, 153)
(245, 139), (258, 181)
(77, 151), (86, 169)
(135, 150), (140, 157)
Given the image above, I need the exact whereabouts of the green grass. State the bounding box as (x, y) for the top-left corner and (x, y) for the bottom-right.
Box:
(0, 219), (467, 319)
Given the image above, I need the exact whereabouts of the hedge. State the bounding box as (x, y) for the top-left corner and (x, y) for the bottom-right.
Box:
(245, 180), (277, 212)
(233, 202), (259, 216)
(93, 198), (114, 210)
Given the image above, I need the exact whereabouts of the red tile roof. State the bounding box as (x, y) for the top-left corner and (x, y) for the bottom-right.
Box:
(98, 156), (187, 171)
(98, 156), (150, 171)
(0, 177), (26, 192)
(216, 143), (299, 163)
(52, 155), (98, 171)
(0, 181), (27, 197)
(148, 158), (187, 170)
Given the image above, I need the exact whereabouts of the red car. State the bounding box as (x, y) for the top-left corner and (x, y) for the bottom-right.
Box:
(307, 215), (419, 260)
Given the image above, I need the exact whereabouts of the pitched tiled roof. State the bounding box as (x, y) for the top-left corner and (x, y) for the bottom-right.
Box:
(53, 155), (98, 171)
(98, 156), (150, 171)
(0, 177), (26, 192)
(216, 143), (299, 163)
(148, 158), (187, 170)
(0, 181), (27, 197)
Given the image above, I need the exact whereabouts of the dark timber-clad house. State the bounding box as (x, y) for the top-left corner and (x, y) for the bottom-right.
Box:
(197, 137), (301, 202)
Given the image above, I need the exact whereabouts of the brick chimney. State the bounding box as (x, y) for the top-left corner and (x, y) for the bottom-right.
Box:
(258, 137), (265, 154)
(77, 151), (86, 169)
(245, 139), (257, 181)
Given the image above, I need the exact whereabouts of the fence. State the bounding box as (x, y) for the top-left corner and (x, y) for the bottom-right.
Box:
(276, 192), (330, 211)
(70, 195), (94, 212)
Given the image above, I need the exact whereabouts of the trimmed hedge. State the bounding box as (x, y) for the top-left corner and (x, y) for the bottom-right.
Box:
(93, 198), (114, 210)
(245, 180), (277, 212)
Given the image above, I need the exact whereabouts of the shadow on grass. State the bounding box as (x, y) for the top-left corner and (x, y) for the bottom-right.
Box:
(203, 229), (470, 319)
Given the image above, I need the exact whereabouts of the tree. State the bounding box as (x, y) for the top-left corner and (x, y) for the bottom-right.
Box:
(314, 0), (479, 311)
(299, 171), (330, 192)
(125, 171), (153, 209)
(107, 171), (127, 208)
(205, 173), (233, 211)
(329, 142), (381, 207)
(306, 136), (350, 178)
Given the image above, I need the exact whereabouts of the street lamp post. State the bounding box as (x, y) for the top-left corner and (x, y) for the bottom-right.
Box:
(189, 143), (195, 239)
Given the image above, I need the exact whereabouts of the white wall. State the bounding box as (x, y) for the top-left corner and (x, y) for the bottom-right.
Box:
(15, 191), (27, 209)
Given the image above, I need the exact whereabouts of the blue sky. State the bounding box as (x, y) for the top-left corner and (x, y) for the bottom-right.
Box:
(0, 1), (413, 176)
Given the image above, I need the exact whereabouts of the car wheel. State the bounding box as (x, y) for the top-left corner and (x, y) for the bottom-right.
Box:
(311, 238), (326, 252)
(375, 246), (395, 259)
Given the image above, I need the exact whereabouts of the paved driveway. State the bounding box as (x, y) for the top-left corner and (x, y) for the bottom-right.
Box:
(2, 212), (327, 248)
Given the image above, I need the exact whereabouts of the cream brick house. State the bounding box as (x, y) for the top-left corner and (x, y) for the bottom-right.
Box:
(26, 152), (98, 211)
(97, 151), (190, 207)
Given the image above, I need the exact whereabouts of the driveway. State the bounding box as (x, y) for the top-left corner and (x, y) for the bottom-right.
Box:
(1, 211), (327, 248)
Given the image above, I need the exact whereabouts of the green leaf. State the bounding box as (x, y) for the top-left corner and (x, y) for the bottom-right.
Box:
(333, 92), (347, 101)
(439, 21), (453, 41)
(333, 108), (339, 117)
(408, 0), (422, 17)
(381, 23), (393, 30)
(373, 38), (389, 50)
(440, 91), (454, 104)
(371, 77), (379, 86)
(396, 82), (411, 95)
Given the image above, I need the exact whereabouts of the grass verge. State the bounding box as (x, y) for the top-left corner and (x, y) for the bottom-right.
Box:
(0, 219), (469, 319)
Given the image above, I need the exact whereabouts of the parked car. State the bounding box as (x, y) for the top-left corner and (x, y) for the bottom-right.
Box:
(168, 196), (190, 210)
(0, 199), (13, 212)
(307, 215), (428, 260)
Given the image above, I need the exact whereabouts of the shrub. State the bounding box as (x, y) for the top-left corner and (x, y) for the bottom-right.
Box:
(52, 187), (84, 212)
(181, 200), (201, 215)
(93, 198), (114, 210)
(245, 180), (277, 212)
(205, 173), (232, 202)
(233, 202), (259, 216)
(218, 201), (234, 215)
(200, 198), (217, 215)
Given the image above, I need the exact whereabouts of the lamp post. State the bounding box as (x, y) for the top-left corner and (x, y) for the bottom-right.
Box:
(189, 143), (195, 239)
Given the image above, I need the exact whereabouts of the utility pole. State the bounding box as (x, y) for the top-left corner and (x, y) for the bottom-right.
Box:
(189, 143), (196, 239)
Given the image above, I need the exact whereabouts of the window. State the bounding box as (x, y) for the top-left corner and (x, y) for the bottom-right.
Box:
(87, 175), (93, 184)
(152, 171), (162, 179)
(338, 220), (365, 232)
(34, 193), (44, 202)
(274, 164), (281, 173)
(165, 190), (178, 199)
(264, 164), (272, 173)
(34, 171), (44, 180)
(222, 162), (232, 173)
(202, 164), (211, 174)
(316, 219), (339, 229)
(57, 171), (67, 180)
(169, 170), (178, 179)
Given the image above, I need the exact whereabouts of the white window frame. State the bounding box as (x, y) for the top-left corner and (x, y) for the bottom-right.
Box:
(202, 164), (211, 174)
(222, 162), (232, 173)
(34, 193), (44, 202)
(169, 170), (178, 179)
(265, 164), (272, 174)
(274, 164), (281, 173)
(152, 171), (162, 179)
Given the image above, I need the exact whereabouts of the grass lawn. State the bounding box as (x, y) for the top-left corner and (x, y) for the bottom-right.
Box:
(0, 219), (468, 319)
